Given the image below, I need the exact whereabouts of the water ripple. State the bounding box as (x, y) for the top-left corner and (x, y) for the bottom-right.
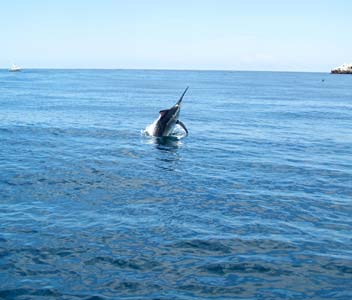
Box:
(1, 70), (352, 299)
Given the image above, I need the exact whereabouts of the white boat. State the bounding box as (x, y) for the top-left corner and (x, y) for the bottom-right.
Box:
(331, 63), (352, 74)
(9, 64), (22, 72)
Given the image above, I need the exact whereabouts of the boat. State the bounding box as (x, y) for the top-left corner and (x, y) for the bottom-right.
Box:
(331, 63), (352, 74)
(9, 64), (22, 72)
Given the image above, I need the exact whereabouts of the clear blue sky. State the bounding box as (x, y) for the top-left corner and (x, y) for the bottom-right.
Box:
(1, 0), (351, 71)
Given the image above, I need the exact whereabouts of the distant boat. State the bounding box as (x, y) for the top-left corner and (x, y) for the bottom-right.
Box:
(9, 64), (22, 72)
(331, 63), (352, 74)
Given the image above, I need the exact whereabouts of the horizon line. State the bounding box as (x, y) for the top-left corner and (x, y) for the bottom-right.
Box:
(1, 67), (331, 73)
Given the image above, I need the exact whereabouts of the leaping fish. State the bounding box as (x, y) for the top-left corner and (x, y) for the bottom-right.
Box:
(146, 87), (189, 137)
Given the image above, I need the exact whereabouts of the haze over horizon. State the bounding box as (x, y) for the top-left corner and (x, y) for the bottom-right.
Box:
(1, 0), (351, 72)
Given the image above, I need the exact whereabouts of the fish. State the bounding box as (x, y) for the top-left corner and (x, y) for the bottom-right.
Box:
(147, 87), (189, 137)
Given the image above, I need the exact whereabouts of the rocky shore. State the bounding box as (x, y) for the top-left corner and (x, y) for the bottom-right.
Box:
(331, 63), (352, 74)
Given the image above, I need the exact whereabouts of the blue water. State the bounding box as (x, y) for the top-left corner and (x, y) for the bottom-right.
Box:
(0, 69), (351, 299)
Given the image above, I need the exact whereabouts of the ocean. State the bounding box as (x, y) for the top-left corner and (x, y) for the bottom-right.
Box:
(0, 69), (351, 299)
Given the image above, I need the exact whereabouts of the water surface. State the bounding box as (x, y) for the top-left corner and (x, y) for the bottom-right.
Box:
(0, 69), (352, 299)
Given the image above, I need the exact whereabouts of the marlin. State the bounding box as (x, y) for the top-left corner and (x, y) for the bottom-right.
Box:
(147, 87), (189, 137)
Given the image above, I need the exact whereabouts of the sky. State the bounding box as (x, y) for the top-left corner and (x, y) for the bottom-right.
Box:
(0, 0), (351, 71)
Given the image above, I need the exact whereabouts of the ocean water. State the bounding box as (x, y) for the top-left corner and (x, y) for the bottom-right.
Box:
(0, 69), (351, 300)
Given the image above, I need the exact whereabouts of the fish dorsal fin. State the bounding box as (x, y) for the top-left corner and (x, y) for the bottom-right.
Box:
(159, 109), (168, 117)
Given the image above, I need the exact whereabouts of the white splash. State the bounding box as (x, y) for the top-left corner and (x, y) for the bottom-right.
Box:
(172, 123), (188, 139)
(141, 122), (186, 139)
(143, 119), (158, 136)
